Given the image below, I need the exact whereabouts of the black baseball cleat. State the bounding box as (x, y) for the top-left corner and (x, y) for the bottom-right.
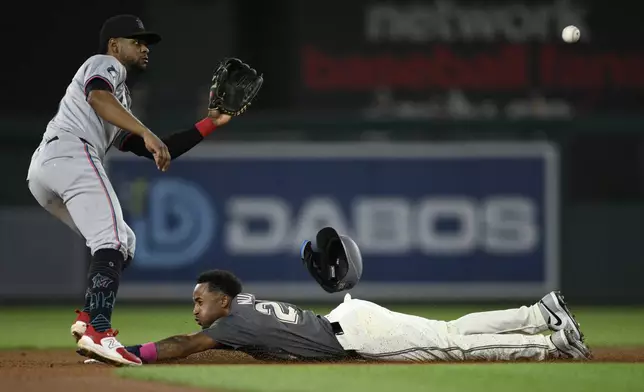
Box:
(550, 329), (592, 360)
(539, 291), (584, 341)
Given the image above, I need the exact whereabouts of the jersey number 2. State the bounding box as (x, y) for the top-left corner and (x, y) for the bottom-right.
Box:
(255, 302), (300, 324)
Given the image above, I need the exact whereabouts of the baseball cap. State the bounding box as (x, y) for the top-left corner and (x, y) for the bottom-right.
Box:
(99, 14), (162, 52)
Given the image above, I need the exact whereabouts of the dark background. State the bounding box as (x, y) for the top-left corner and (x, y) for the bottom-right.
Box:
(1, 0), (642, 304)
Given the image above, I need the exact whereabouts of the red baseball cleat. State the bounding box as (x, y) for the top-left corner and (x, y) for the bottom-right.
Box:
(76, 324), (142, 366)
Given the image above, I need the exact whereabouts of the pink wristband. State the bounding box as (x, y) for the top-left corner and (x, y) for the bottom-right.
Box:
(139, 342), (158, 363)
(195, 118), (217, 137)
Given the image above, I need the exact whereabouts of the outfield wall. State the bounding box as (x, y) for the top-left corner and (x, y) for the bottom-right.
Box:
(105, 141), (559, 302)
(2, 0), (644, 305)
(5, 139), (642, 304)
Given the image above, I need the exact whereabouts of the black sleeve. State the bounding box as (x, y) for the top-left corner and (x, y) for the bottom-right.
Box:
(85, 77), (113, 98)
(116, 127), (205, 160)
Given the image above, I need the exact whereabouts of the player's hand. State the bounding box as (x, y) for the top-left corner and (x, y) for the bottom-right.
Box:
(207, 109), (232, 127)
(143, 131), (170, 172)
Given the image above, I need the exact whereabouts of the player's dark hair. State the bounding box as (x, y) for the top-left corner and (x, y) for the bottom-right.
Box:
(197, 269), (243, 298)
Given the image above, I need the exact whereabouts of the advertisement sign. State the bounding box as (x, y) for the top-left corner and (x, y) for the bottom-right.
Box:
(292, 0), (644, 117)
(109, 142), (559, 301)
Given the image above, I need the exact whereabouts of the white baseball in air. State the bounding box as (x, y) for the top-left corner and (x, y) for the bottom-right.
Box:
(562, 25), (580, 43)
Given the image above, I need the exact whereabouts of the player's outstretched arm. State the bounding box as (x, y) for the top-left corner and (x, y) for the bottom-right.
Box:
(88, 90), (152, 138)
(125, 331), (219, 363)
(114, 111), (232, 160)
(88, 90), (171, 171)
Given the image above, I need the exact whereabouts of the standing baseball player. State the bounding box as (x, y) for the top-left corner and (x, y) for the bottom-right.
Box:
(26, 14), (262, 366)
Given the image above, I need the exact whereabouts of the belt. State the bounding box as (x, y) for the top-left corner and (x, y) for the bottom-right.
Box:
(45, 135), (93, 148)
(331, 321), (344, 336)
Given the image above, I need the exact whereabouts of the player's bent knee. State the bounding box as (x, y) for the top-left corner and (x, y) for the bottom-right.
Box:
(91, 239), (128, 261)
(94, 248), (125, 262)
(123, 236), (136, 271)
(122, 255), (133, 271)
(91, 248), (124, 275)
(89, 249), (123, 287)
(127, 234), (136, 259)
(123, 225), (136, 259)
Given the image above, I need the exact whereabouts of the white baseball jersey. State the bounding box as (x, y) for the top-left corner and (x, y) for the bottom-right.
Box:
(43, 54), (131, 161)
(26, 54), (136, 261)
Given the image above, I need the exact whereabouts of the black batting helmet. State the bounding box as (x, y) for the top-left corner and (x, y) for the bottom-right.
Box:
(300, 227), (363, 293)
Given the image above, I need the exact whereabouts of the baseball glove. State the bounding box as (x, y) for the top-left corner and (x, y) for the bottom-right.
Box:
(208, 58), (263, 116)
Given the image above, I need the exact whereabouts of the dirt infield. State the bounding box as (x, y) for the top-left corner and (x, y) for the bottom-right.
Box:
(0, 349), (258, 392)
(1, 348), (643, 392)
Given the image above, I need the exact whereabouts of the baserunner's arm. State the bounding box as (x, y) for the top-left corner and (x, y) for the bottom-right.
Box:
(126, 332), (219, 363)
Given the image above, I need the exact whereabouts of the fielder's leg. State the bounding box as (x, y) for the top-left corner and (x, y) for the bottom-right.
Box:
(63, 144), (128, 327)
(122, 223), (136, 270)
(30, 139), (140, 366)
(30, 143), (127, 332)
(28, 179), (133, 339)
(28, 179), (82, 236)
(27, 179), (94, 339)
